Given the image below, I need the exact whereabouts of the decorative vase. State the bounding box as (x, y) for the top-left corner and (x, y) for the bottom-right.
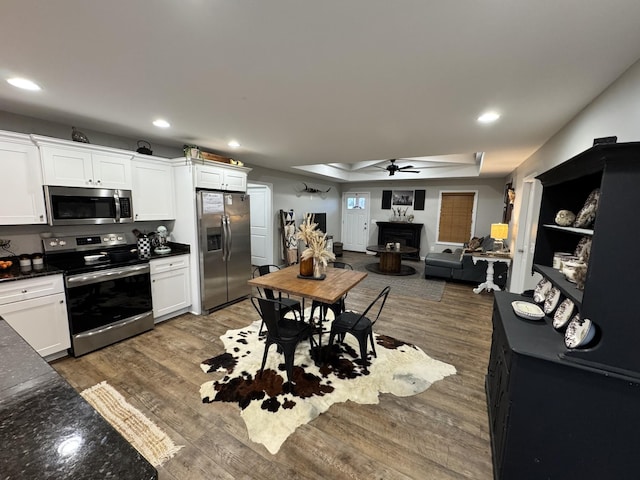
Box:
(300, 257), (313, 277)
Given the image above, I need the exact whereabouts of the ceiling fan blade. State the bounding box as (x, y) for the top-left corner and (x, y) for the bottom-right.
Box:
(403, 170), (420, 173)
(398, 165), (415, 170)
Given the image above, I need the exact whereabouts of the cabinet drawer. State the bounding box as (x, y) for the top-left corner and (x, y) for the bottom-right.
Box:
(150, 254), (190, 275)
(0, 275), (64, 306)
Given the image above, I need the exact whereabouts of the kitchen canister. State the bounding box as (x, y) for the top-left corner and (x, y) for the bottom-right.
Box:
(137, 235), (151, 259)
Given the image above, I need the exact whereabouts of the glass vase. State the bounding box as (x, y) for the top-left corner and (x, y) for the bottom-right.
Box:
(313, 259), (325, 279)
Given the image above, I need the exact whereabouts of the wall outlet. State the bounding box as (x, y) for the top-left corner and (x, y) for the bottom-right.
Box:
(430, 246), (435, 252)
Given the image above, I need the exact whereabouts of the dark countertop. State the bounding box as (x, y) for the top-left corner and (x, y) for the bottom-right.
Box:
(0, 319), (157, 479)
(0, 242), (190, 283)
(0, 260), (64, 283)
(149, 241), (190, 260)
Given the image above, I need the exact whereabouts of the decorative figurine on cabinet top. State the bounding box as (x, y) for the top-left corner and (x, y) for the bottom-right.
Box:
(71, 126), (90, 143)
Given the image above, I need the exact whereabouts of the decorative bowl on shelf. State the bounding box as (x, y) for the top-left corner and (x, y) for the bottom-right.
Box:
(553, 298), (575, 330)
(543, 287), (561, 314)
(533, 278), (552, 303)
(564, 315), (596, 348)
(512, 301), (545, 320)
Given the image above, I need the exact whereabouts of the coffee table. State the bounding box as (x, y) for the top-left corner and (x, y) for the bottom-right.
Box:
(365, 245), (419, 276)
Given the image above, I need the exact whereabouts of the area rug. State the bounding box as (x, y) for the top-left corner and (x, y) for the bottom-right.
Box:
(350, 256), (446, 302)
(199, 317), (456, 454)
(81, 381), (183, 467)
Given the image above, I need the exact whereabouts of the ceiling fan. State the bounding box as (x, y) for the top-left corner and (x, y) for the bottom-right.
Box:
(377, 159), (420, 176)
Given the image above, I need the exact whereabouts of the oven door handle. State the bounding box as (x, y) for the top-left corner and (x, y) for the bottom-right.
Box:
(73, 311), (153, 340)
(66, 264), (150, 288)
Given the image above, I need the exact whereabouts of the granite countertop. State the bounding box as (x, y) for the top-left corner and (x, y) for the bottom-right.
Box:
(149, 241), (190, 260)
(0, 260), (64, 283)
(0, 242), (190, 284)
(0, 319), (157, 479)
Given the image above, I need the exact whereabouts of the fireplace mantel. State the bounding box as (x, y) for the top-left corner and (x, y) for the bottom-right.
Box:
(376, 222), (423, 260)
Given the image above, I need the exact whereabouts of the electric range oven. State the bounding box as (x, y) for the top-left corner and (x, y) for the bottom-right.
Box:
(44, 232), (153, 357)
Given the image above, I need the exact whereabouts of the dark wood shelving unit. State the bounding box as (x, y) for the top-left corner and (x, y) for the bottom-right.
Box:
(486, 142), (640, 479)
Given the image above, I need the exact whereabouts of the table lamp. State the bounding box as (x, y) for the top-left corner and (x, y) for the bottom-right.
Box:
(490, 223), (509, 251)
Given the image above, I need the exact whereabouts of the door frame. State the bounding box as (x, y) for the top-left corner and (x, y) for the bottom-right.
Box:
(509, 174), (541, 293)
(247, 182), (274, 266)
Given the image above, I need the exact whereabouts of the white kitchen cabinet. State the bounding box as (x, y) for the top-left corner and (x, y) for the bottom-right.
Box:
(195, 163), (247, 192)
(0, 274), (70, 358)
(0, 132), (47, 224)
(150, 254), (191, 321)
(33, 136), (133, 189)
(132, 156), (176, 221)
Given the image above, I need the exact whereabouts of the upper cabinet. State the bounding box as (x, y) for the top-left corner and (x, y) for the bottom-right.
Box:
(194, 162), (248, 191)
(533, 142), (640, 376)
(0, 131), (47, 224)
(131, 155), (176, 221)
(32, 135), (132, 189)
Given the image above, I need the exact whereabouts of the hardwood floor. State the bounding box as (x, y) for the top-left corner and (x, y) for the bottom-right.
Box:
(52, 252), (495, 479)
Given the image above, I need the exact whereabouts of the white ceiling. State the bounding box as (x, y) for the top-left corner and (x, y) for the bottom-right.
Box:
(2, 1), (640, 183)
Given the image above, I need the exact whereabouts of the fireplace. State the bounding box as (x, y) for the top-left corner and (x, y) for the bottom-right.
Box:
(376, 222), (423, 260)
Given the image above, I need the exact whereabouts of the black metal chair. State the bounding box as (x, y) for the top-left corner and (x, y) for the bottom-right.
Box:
(310, 262), (353, 322)
(251, 296), (314, 386)
(328, 286), (391, 371)
(252, 264), (302, 331)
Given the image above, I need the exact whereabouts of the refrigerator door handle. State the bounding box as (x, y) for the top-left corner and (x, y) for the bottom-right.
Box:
(226, 214), (232, 261)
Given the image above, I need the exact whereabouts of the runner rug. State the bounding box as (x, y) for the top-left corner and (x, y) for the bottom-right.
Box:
(81, 381), (183, 467)
(200, 318), (456, 454)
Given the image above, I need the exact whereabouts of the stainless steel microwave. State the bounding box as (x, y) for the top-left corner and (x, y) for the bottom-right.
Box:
(44, 186), (134, 226)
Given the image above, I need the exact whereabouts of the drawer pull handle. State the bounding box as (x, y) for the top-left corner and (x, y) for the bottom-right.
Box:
(22, 289), (28, 293)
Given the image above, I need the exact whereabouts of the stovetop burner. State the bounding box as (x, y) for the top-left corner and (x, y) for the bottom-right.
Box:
(43, 232), (147, 275)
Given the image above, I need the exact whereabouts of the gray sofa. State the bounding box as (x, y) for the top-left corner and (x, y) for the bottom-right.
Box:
(424, 236), (508, 287)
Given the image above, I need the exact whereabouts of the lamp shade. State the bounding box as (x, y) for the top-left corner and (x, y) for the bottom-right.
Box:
(491, 223), (509, 240)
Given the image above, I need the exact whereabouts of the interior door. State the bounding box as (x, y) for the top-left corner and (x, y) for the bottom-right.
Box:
(247, 183), (273, 266)
(509, 177), (542, 293)
(342, 192), (370, 252)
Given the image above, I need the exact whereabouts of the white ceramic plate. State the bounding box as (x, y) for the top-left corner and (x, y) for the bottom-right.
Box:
(553, 298), (575, 329)
(533, 278), (552, 303)
(543, 287), (561, 314)
(565, 315), (596, 348)
(512, 301), (545, 320)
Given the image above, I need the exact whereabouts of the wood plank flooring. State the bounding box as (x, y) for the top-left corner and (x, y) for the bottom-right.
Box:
(52, 252), (495, 479)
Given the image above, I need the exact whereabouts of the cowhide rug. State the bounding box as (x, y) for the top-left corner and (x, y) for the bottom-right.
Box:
(199, 314), (456, 454)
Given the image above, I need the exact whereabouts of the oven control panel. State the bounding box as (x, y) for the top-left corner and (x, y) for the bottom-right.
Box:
(43, 232), (128, 252)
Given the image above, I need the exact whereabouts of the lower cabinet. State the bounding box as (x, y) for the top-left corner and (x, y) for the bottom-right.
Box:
(150, 254), (191, 321)
(0, 275), (70, 358)
(487, 292), (640, 479)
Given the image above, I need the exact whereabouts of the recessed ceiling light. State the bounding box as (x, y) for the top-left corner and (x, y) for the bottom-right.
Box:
(228, 140), (240, 148)
(477, 111), (500, 124)
(7, 77), (41, 91)
(152, 119), (170, 128)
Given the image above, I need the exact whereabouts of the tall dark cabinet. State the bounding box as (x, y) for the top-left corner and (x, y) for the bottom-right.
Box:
(486, 142), (640, 479)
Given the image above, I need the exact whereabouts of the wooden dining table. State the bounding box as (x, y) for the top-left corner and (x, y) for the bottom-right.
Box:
(248, 265), (368, 359)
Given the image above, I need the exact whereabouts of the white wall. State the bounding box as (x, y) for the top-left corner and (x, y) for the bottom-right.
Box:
(509, 58), (640, 291)
(343, 177), (506, 258)
(247, 166), (341, 263)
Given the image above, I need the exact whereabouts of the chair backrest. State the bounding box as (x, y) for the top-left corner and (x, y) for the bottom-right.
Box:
(351, 286), (391, 329)
(330, 261), (353, 270)
(252, 264), (281, 300)
(251, 296), (300, 337)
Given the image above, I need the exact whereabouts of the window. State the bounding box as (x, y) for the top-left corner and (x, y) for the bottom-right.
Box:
(437, 191), (477, 244)
(347, 195), (366, 209)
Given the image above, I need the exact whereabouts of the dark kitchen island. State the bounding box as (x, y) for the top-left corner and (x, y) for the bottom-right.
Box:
(0, 318), (157, 479)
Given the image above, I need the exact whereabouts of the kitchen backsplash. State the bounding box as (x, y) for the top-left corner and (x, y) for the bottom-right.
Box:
(0, 220), (176, 257)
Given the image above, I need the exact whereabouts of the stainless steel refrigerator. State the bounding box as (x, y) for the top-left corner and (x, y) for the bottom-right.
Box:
(196, 191), (252, 311)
